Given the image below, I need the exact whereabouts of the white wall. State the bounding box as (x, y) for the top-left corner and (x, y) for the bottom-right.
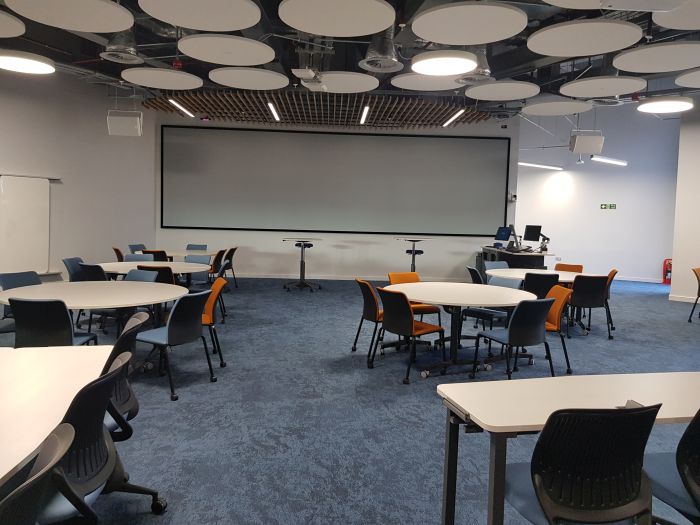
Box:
(670, 111), (700, 301)
(0, 71), (157, 275)
(515, 103), (679, 282)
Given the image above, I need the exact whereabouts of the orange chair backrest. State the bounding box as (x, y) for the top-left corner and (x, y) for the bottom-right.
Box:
(388, 272), (421, 285)
(607, 268), (618, 289)
(693, 268), (700, 294)
(545, 285), (573, 332)
(203, 277), (228, 324)
(554, 263), (583, 273)
(112, 246), (124, 262)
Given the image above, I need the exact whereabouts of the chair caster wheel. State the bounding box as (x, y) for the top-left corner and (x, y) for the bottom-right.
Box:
(210, 376), (217, 382)
(402, 378), (410, 384)
(469, 373), (476, 379)
(318, 285), (322, 289)
(528, 357), (535, 365)
(440, 368), (446, 376)
(483, 364), (493, 372)
(220, 362), (227, 368)
(151, 497), (167, 515)
(170, 394), (179, 401)
(367, 362), (374, 369)
(420, 370), (430, 378)
(611, 326), (616, 331)
(608, 335), (614, 340)
(351, 347), (356, 352)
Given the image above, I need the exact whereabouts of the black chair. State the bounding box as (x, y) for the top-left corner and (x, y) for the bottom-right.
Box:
(569, 275), (613, 340)
(505, 404), (661, 525)
(472, 298), (555, 379)
(128, 243), (146, 254)
(224, 247), (239, 288)
(136, 291), (215, 400)
(78, 263), (121, 333)
(78, 263), (108, 281)
(0, 271), (41, 328)
(523, 272), (559, 300)
(209, 249), (225, 280)
(0, 423), (75, 525)
(137, 264), (175, 285)
(645, 408), (700, 524)
(36, 353), (166, 523)
(352, 279), (384, 367)
(463, 266), (508, 330)
(9, 298), (97, 347)
(142, 249), (168, 262)
(62, 257), (86, 282)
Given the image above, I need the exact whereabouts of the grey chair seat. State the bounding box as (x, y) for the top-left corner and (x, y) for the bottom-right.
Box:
(505, 463), (636, 525)
(477, 327), (509, 345)
(74, 332), (97, 346)
(37, 483), (104, 524)
(0, 318), (15, 334)
(645, 452), (700, 518)
(135, 326), (168, 346)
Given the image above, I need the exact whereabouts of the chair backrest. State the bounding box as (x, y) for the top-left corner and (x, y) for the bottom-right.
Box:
(676, 407), (700, 510)
(0, 271), (41, 318)
(62, 257), (85, 282)
(112, 246), (124, 262)
(554, 262), (583, 273)
(523, 272), (560, 300)
(137, 265), (175, 285)
(377, 287), (414, 337)
(387, 271), (420, 285)
(355, 279), (381, 322)
(506, 298), (554, 346)
(185, 254), (211, 282)
(142, 249), (168, 262)
(78, 263), (107, 282)
(127, 244), (146, 254)
(0, 423), (75, 525)
(693, 268), (700, 296)
(216, 260), (232, 279)
(531, 404), (660, 524)
(211, 249), (225, 273)
(10, 299), (74, 348)
(606, 268), (618, 299)
(488, 276), (522, 289)
(186, 243), (207, 250)
(570, 275), (608, 308)
(167, 291), (210, 346)
(124, 269), (158, 282)
(124, 253), (154, 262)
(224, 247), (237, 265)
(203, 278), (227, 325)
(466, 266), (485, 285)
(545, 285), (572, 332)
(484, 260), (509, 271)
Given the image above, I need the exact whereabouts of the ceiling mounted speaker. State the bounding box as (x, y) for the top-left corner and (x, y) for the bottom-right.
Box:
(359, 26), (403, 73)
(100, 30), (143, 65)
(107, 110), (143, 137)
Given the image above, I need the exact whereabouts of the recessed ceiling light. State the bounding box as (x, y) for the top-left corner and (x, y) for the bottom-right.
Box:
(360, 105), (370, 125)
(442, 108), (466, 127)
(168, 98), (195, 118)
(0, 50), (55, 74)
(518, 161), (563, 171)
(637, 95), (694, 114)
(590, 155), (627, 166)
(412, 50), (477, 76)
(267, 102), (280, 121)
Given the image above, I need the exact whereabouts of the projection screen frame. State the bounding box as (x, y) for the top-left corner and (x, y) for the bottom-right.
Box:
(160, 125), (511, 237)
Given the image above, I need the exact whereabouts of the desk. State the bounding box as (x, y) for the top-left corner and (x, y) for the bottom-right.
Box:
(437, 372), (700, 525)
(486, 268), (583, 284)
(396, 237), (432, 272)
(481, 246), (553, 271)
(384, 282), (535, 376)
(99, 261), (211, 275)
(0, 345), (112, 480)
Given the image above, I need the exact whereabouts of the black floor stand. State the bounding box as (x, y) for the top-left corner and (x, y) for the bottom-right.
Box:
(283, 242), (321, 292)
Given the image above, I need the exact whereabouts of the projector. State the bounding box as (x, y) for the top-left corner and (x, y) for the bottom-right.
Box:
(600, 0), (685, 11)
(107, 110), (142, 137)
(569, 132), (604, 155)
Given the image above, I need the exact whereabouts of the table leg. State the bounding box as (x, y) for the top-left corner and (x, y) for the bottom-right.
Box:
(441, 409), (460, 525)
(449, 306), (462, 362)
(487, 433), (508, 525)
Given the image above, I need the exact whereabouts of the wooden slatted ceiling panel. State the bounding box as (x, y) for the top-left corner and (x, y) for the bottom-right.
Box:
(143, 91), (490, 128)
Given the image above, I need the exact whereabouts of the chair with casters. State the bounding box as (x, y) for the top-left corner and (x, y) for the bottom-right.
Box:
(142, 250), (168, 262)
(523, 272), (559, 299)
(554, 262), (583, 273)
(472, 298), (555, 380)
(124, 253), (154, 262)
(186, 243), (207, 251)
(9, 298), (97, 347)
(645, 408), (700, 525)
(375, 287), (445, 384)
(505, 404), (661, 525)
(387, 272), (441, 326)
(224, 247), (239, 288)
(569, 275), (613, 339)
(201, 277), (228, 368)
(135, 290), (215, 401)
(352, 279), (384, 368)
(688, 268), (700, 323)
(127, 243), (146, 254)
(0, 423), (75, 525)
(0, 271), (41, 329)
(544, 285), (573, 375)
(124, 269), (157, 282)
(606, 268), (618, 331)
(112, 246), (124, 262)
(37, 353), (166, 524)
(463, 266), (508, 332)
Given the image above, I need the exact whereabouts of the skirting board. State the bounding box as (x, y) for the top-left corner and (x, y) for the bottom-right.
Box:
(669, 294), (697, 303)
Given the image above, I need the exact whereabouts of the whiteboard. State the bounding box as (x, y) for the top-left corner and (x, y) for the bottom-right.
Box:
(161, 127), (510, 236)
(0, 176), (50, 273)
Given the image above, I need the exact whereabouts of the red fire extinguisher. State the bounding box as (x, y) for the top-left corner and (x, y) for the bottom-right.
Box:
(662, 259), (672, 284)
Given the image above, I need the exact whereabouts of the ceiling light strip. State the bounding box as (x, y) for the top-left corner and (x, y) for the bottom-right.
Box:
(267, 101), (281, 122)
(360, 105), (370, 125)
(442, 109), (465, 127)
(518, 161), (563, 171)
(590, 155), (628, 166)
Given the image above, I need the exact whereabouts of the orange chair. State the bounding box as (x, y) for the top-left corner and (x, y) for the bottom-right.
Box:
(352, 279), (384, 368)
(387, 272), (441, 326)
(112, 246), (124, 262)
(202, 277), (228, 368)
(689, 268), (700, 323)
(545, 285), (573, 375)
(554, 263), (583, 273)
(606, 268), (618, 331)
(376, 287), (445, 384)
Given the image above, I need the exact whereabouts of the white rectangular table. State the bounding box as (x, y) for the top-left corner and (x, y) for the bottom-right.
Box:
(0, 345), (112, 481)
(437, 372), (700, 525)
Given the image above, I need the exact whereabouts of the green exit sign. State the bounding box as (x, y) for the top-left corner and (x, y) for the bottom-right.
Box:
(600, 204), (608, 209)
(600, 203), (617, 210)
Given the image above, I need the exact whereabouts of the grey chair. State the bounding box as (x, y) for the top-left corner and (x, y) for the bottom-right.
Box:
(185, 254), (211, 286)
(124, 269), (157, 282)
(464, 266), (508, 330)
(186, 243), (207, 250)
(505, 404), (660, 525)
(191, 259), (231, 322)
(488, 275), (522, 289)
(472, 298), (555, 379)
(124, 253), (154, 262)
(484, 260), (509, 283)
(127, 244), (146, 254)
(135, 291), (216, 401)
(0, 271), (41, 327)
(9, 298), (97, 347)
(0, 423), (75, 525)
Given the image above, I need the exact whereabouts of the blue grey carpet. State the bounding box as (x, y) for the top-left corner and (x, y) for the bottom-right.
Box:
(2, 279), (698, 524)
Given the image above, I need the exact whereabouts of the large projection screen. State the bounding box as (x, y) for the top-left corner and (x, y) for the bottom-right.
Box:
(161, 126), (510, 236)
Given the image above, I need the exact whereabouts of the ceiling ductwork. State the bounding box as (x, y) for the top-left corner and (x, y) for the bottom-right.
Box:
(359, 25), (403, 73)
(456, 45), (493, 86)
(134, 17), (197, 40)
(99, 30), (143, 65)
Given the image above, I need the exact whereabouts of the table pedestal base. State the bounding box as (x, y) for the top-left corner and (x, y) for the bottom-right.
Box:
(283, 243), (321, 292)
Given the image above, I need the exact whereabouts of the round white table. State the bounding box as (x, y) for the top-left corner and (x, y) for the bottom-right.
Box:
(99, 261), (211, 275)
(486, 268), (583, 284)
(0, 281), (188, 310)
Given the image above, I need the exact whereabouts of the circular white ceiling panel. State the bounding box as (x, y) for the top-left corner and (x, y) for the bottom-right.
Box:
(121, 68), (203, 90)
(528, 20), (642, 58)
(209, 67), (289, 90)
(412, 1), (527, 45)
(522, 97), (593, 116)
(316, 71), (379, 93)
(178, 34), (274, 66)
(278, 0), (395, 37)
(465, 80), (540, 101)
(613, 42), (700, 73)
(0, 11), (25, 38)
(676, 67), (700, 88)
(542, 0), (600, 8)
(138, 0), (260, 32)
(560, 75), (647, 98)
(390, 73), (464, 91)
(653, 1), (700, 30)
(6, 0), (133, 32)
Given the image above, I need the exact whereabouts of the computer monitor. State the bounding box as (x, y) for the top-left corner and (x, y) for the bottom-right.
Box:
(494, 226), (511, 241)
(523, 225), (542, 242)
